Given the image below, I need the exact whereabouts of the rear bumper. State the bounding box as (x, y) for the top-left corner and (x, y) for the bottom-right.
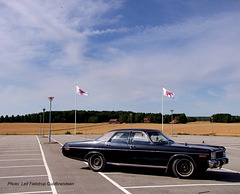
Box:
(208, 157), (229, 168)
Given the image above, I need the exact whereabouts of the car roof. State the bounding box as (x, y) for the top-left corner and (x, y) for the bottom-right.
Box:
(109, 129), (161, 133)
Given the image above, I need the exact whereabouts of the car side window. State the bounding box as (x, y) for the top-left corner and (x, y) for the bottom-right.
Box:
(131, 132), (151, 145)
(110, 132), (129, 144)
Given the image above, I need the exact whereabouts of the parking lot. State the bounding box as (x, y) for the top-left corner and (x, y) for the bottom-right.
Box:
(0, 134), (240, 194)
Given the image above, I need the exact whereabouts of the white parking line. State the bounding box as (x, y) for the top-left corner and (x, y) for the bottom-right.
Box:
(103, 172), (124, 175)
(98, 172), (131, 194)
(124, 183), (240, 189)
(0, 165), (44, 169)
(123, 168), (240, 190)
(0, 154), (40, 156)
(0, 159), (42, 161)
(36, 136), (57, 194)
(0, 175), (48, 179)
(51, 137), (63, 146)
(0, 150), (40, 153)
(54, 137), (131, 194)
(53, 135), (240, 193)
(222, 168), (240, 174)
(2, 191), (52, 194)
(0, 147), (39, 150)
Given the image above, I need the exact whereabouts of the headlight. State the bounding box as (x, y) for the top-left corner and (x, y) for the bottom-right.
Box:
(211, 152), (216, 159)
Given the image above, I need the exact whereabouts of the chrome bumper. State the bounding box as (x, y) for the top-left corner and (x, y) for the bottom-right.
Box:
(208, 157), (229, 168)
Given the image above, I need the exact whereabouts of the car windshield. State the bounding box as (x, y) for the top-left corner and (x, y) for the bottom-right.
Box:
(147, 131), (174, 144)
(96, 131), (115, 141)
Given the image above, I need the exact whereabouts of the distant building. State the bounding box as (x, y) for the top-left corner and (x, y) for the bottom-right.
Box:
(144, 118), (150, 123)
(109, 119), (121, 124)
(170, 120), (178, 124)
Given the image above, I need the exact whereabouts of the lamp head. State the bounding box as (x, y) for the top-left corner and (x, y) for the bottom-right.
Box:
(48, 97), (54, 102)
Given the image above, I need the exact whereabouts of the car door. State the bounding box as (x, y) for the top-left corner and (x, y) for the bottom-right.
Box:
(103, 131), (130, 163)
(128, 131), (160, 166)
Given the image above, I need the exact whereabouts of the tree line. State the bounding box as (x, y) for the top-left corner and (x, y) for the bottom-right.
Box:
(0, 111), (239, 123)
(212, 113), (240, 123)
(0, 110), (188, 123)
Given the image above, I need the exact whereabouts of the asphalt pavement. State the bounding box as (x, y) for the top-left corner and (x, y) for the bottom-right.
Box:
(0, 134), (239, 194)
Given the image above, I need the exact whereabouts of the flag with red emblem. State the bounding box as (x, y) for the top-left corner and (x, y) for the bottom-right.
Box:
(76, 85), (89, 96)
(163, 87), (175, 99)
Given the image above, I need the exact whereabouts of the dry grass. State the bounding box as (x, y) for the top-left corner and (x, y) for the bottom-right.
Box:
(0, 122), (240, 136)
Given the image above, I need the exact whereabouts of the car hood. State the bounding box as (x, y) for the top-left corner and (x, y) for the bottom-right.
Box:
(168, 142), (225, 152)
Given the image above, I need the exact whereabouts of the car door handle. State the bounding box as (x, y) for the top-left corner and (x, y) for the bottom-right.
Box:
(130, 145), (135, 149)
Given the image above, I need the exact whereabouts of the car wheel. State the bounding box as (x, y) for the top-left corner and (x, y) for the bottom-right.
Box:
(88, 153), (106, 172)
(172, 158), (195, 178)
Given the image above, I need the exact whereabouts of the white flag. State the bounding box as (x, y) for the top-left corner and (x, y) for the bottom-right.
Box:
(76, 85), (89, 96)
(163, 87), (175, 99)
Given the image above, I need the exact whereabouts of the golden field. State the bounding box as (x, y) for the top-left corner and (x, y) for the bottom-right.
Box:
(0, 122), (240, 136)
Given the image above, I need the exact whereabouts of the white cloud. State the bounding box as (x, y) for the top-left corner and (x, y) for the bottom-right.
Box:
(0, 0), (240, 116)
(78, 11), (240, 115)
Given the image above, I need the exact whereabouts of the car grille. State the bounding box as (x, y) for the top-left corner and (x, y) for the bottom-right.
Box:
(216, 151), (223, 158)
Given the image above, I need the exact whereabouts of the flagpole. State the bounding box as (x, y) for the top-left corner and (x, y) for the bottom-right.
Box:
(75, 84), (77, 135)
(162, 87), (164, 133)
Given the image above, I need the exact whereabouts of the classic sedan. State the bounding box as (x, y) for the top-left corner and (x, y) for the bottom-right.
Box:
(62, 129), (228, 178)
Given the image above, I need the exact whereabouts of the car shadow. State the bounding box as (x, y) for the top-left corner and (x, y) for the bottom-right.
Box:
(81, 165), (166, 176)
(81, 165), (240, 183)
(198, 170), (240, 183)
(105, 165), (167, 176)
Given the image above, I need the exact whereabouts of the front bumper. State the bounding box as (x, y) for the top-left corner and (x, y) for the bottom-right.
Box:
(208, 157), (229, 168)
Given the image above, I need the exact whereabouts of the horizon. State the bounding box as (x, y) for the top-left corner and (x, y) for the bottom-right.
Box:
(1, 109), (236, 118)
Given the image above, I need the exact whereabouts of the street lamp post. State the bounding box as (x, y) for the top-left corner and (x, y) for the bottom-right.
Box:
(130, 113), (132, 129)
(170, 109), (174, 136)
(211, 116), (214, 136)
(42, 108), (46, 137)
(48, 97), (54, 143)
(39, 115), (42, 135)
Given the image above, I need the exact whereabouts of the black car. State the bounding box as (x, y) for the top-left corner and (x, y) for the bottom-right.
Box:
(62, 129), (228, 178)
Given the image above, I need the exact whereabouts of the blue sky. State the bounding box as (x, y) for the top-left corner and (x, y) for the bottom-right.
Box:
(1, 0), (240, 117)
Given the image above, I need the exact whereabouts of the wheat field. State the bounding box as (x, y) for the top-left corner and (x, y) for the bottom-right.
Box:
(0, 122), (240, 136)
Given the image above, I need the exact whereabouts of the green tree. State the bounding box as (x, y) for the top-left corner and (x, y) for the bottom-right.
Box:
(88, 116), (99, 123)
(15, 115), (21, 122)
(5, 115), (9, 122)
(187, 117), (197, 122)
(119, 114), (128, 123)
(213, 114), (232, 123)
(178, 114), (188, 123)
(9, 115), (15, 122)
(163, 114), (171, 123)
(0, 116), (4, 123)
(135, 113), (145, 123)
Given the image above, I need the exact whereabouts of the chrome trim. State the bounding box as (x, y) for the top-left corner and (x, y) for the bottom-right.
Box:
(208, 160), (220, 168)
(107, 162), (167, 169)
(208, 157), (228, 168)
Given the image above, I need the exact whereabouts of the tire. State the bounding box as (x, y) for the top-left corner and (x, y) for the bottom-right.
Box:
(88, 153), (106, 172)
(172, 158), (195, 178)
